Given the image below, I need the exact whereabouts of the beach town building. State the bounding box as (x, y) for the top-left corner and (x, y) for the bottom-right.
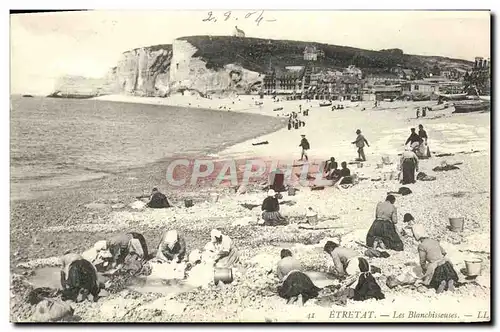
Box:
(365, 73), (402, 87)
(401, 80), (439, 100)
(263, 68), (304, 94)
(233, 26), (245, 38)
(474, 57), (490, 70)
(441, 67), (468, 81)
(362, 85), (402, 101)
(303, 46), (324, 61)
(468, 56), (491, 95)
(343, 65), (363, 79)
(304, 73), (363, 101)
(438, 81), (464, 95)
(391, 67), (415, 80)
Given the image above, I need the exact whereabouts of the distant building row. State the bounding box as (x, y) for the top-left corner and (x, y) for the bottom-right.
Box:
(263, 67), (468, 101)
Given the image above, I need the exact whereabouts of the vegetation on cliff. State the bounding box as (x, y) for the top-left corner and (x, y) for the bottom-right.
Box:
(178, 35), (473, 74)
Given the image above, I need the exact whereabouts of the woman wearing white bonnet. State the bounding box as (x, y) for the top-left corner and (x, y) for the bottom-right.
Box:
(413, 224), (459, 293)
(81, 240), (112, 267)
(260, 189), (287, 226)
(156, 229), (187, 263)
(204, 229), (240, 268)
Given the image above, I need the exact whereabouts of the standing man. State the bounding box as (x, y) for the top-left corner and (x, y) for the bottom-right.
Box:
(352, 129), (369, 161)
(299, 134), (310, 162)
(418, 124), (428, 143)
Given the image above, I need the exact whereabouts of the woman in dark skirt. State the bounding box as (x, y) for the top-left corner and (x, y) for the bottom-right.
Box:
(399, 147), (419, 185)
(276, 249), (321, 305)
(413, 224), (459, 293)
(108, 232), (149, 266)
(366, 195), (404, 251)
(352, 257), (385, 301)
(61, 259), (100, 302)
(261, 189), (288, 226)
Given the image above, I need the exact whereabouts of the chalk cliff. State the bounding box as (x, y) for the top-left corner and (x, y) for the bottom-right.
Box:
(113, 44), (173, 96)
(107, 38), (263, 97)
(52, 35), (474, 97)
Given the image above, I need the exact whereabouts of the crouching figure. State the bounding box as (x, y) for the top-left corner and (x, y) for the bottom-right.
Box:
(60, 255), (100, 303)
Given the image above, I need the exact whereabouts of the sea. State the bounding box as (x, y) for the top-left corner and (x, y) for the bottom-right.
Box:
(10, 96), (282, 200)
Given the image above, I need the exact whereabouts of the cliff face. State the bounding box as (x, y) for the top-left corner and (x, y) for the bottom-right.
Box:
(169, 39), (263, 94)
(114, 45), (173, 96)
(107, 39), (263, 96)
(52, 35), (474, 97)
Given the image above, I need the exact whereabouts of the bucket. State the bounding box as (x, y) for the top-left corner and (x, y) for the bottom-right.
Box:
(357, 163), (363, 168)
(376, 163), (383, 169)
(184, 199), (193, 208)
(210, 193), (219, 204)
(288, 187), (297, 196)
(214, 267), (233, 285)
(449, 217), (464, 232)
(464, 258), (482, 277)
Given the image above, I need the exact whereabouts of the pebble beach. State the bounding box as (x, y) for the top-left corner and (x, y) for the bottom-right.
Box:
(10, 94), (491, 322)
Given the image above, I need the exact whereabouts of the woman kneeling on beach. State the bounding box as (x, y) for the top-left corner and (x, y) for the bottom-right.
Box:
(323, 241), (384, 301)
(413, 224), (459, 294)
(323, 241), (364, 278)
(60, 254), (100, 303)
(156, 230), (187, 263)
(85, 233), (149, 271)
(277, 249), (321, 305)
(260, 189), (288, 226)
(366, 195), (404, 251)
(204, 229), (240, 268)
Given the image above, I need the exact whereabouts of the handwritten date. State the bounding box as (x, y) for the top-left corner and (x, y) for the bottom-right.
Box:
(202, 10), (276, 26)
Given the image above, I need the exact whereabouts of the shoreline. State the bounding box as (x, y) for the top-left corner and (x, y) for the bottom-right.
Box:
(10, 96), (287, 202)
(10, 96), (491, 322)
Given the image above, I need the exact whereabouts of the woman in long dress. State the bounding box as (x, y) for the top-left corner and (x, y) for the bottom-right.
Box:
(366, 195), (404, 251)
(277, 249), (321, 305)
(400, 147), (419, 185)
(204, 229), (240, 268)
(413, 224), (459, 293)
(61, 258), (100, 302)
(261, 189), (287, 226)
(156, 230), (187, 263)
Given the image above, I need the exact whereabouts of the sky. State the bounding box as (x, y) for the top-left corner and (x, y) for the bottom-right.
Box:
(10, 10), (491, 95)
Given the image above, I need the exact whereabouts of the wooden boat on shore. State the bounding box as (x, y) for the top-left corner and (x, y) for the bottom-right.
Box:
(452, 100), (490, 113)
(47, 91), (97, 99)
(429, 102), (450, 111)
(319, 101), (332, 107)
(436, 92), (467, 101)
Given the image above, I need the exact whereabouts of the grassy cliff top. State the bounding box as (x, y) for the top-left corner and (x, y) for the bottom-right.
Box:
(177, 35), (473, 74)
(125, 35), (473, 74)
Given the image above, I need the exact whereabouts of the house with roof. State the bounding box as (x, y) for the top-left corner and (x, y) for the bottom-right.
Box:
(441, 67), (467, 81)
(264, 67), (305, 94)
(303, 46), (324, 61)
(391, 67), (415, 80)
(401, 80), (439, 100)
(362, 85), (402, 101)
(343, 65), (363, 79)
(365, 73), (401, 87)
